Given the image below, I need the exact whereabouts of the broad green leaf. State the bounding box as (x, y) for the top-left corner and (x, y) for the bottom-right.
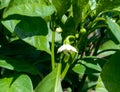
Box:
(107, 16), (120, 43)
(96, 77), (108, 92)
(0, 56), (39, 75)
(0, 0), (10, 9)
(2, 16), (51, 54)
(96, 0), (120, 14)
(52, 0), (71, 18)
(0, 74), (33, 92)
(101, 51), (120, 92)
(35, 64), (62, 92)
(3, 0), (55, 18)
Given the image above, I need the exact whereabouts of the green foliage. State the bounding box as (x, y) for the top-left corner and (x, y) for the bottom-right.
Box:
(0, 74), (33, 92)
(101, 51), (120, 92)
(35, 64), (62, 92)
(0, 0), (120, 92)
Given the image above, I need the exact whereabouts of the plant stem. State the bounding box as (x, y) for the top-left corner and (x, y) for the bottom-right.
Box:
(61, 53), (76, 80)
(61, 63), (70, 79)
(55, 63), (62, 92)
(51, 31), (55, 70)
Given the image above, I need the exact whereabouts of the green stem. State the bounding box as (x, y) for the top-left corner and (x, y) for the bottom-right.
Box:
(61, 63), (70, 79)
(51, 31), (55, 70)
(61, 53), (76, 80)
(55, 63), (62, 92)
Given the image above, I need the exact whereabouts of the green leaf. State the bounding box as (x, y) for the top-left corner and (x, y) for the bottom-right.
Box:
(72, 64), (86, 74)
(0, 74), (33, 92)
(72, 0), (89, 25)
(35, 64), (62, 92)
(96, 0), (120, 14)
(2, 16), (51, 54)
(95, 77), (108, 92)
(107, 16), (120, 43)
(80, 59), (102, 73)
(0, 0), (10, 9)
(3, 0), (55, 18)
(97, 40), (120, 57)
(52, 0), (71, 18)
(0, 56), (39, 75)
(101, 51), (120, 92)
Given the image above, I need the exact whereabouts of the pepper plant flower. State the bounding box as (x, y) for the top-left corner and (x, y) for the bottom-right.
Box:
(57, 44), (78, 53)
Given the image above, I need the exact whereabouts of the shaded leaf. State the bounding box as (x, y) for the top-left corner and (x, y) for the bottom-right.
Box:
(72, 0), (89, 25)
(2, 16), (51, 54)
(3, 0), (55, 18)
(0, 56), (39, 75)
(107, 16), (120, 43)
(96, 0), (120, 14)
(52, 0), (71, 18)
(101, 51), (120, 92)
(0, 74), (33, 92)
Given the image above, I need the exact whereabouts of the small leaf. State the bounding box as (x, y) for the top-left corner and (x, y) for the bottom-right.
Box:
(107, 16), (120, 43)
(101, 51), (120, 92)
(0, 74), (33, 92)
(72, 64), (86, 74)
(3, 0), (55, 18)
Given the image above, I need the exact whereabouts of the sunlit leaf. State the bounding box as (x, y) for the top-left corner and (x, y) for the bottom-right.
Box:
(35, 64), (62, 92)
(3, 0), (55, 18)
(96, 77), (108, 92)
(101, 51), (120, 92)
(107, 16), (120, 43)
(0, 0), (10, 9)
(0, 74), (33, 92)
(72, 64), (86, 74)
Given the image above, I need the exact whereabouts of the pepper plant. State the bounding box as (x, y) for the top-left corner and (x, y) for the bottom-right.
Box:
(0, 0), (120, 92)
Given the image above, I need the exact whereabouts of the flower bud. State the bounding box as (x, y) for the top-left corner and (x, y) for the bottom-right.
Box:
(55, 27), (62, 33)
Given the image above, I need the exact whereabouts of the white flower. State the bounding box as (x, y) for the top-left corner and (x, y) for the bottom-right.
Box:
(57, 44), (78, 53)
